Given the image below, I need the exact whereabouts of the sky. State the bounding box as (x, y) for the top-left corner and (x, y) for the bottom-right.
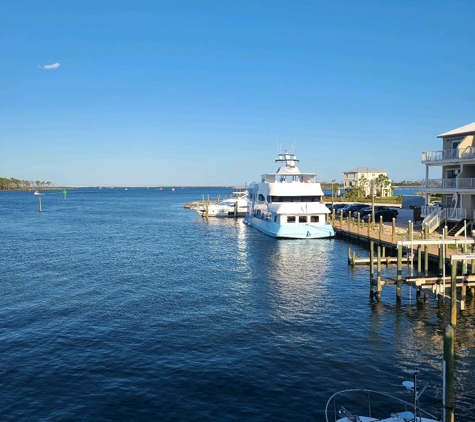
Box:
(1, 0), (474, 186)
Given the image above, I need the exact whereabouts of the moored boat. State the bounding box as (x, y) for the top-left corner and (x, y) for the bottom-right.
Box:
(244, 149), (334, 238)
(193, 187), (249, 218)
(325, 369), (440, 422)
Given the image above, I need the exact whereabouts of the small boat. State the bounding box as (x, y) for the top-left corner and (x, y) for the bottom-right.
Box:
(33, 190), (44, 195)
(244, 148), (334, 238)
(325, 369), (439, 422)
(194, 188), (249, 218)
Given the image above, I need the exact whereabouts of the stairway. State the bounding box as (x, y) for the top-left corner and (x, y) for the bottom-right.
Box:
(447, 219), (472, 237)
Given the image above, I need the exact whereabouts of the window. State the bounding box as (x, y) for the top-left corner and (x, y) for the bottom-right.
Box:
(299, 216), (307, 223)
(287, 216), (296, 223)
(310, 216), (319, 223)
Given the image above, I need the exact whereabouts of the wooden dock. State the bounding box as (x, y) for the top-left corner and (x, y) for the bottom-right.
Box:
(333, 214), (475, 321)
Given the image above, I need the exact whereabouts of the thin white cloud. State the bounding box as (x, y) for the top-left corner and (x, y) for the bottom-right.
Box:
(39, 63), (60, 70)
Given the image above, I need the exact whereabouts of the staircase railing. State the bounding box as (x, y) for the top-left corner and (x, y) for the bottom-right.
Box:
(422, 208), (447, 233)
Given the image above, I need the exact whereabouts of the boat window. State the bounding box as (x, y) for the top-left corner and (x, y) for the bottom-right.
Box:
(267, 196), (271, 203)
(287, 216), (296, 223)
(299, 216), (307, 223)
(257, 210), (261, 216)
(310, 216), (319, 223)
(271, 196), (321, 202)
(274, 215), (277, 222)
(258, 194), (266, 201)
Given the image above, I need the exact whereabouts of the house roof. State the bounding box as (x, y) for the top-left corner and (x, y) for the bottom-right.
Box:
(344, 167), (386, 174)
(437, 121), (475, 138)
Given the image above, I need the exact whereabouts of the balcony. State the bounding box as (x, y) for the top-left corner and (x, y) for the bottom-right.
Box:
(422, 146), (475, 164)
(422, 178), (475, 190)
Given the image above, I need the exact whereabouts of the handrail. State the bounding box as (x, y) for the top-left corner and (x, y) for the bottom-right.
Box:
(421, 207), (467, 233)
(422, 178), (475, 189)
(422, 146), (475, 162)
(422, 208), (446, 233)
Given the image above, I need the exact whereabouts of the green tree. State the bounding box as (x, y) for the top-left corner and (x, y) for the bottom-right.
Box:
(375, 174), (392, 197)
(358, 176), (369, 197)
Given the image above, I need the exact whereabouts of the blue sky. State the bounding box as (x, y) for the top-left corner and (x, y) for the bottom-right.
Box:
(1, 0), (474, 186)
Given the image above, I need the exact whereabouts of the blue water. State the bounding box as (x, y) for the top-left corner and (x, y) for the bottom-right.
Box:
(1, 188), (474, 421)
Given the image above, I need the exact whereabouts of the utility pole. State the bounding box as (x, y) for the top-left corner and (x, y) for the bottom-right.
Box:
(371, 179), (375, 224)
(331, 179), (336, 205)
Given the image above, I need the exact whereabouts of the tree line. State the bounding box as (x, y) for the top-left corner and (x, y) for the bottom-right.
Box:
(0, 177), (54, 191)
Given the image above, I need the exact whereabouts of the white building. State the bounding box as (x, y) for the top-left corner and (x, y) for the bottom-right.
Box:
(421, 121), (475, 235)
(343, 167), (392, 197)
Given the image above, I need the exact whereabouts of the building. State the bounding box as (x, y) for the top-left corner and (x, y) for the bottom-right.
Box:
(343, 167), (392, 197)
(421, 121), (475, 235)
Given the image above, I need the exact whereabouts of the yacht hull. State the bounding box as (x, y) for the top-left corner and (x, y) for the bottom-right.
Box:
(244, 216), (335, 239)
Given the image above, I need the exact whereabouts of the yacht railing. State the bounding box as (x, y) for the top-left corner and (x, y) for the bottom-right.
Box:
(422, 146), (475, 162)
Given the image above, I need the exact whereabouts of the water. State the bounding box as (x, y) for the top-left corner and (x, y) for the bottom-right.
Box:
(1, 188), (474, 421)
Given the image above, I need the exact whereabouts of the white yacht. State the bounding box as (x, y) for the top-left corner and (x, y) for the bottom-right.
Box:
(244, 149), (334, 238)
(194, 188), (249, 218)
(325, 369), (439, 422)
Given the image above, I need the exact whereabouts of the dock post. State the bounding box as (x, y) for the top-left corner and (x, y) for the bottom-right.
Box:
(391, 218), (395, 244)
(451, 263), (457, 328)
(348, 247), (351, 265)
(357, 213), (360, 237)
(38, 197), (42, 213)
(417, 245), (422, 274)
(443, 324), (455, 422)
(396, 244), (402, 300)
(438, 244), (443, 276)
(369, 241), (374, 296)
(462, 243), (467, 275)
(234, 201), (238, 218)
(379, 216), (382, 242)
(367, 218), (370, 238)
(376, 246), (382, 299)
(444, 226), (449, 259)
(424, 223), (429, 276)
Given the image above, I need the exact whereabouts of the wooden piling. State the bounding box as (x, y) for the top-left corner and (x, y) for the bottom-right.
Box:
(38, 197), (42, 213)
(376, 246), (382, 299)
(417, 245), (422, 274)
(424, 223), (429, 276)
(451, 263), (457, 327)
(396, 244), (402, 300)
(379, 216), (383, 242)
(391, 218), (395, 244)
(443, 324), (455, 422)
(369, 241), (374, 296)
